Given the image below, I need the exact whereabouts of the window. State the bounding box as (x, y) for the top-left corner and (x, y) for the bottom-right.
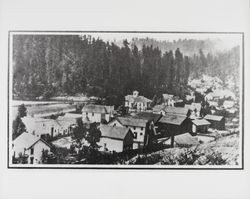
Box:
(133, 127), (136, 130)
(30, 157), (34, 164)
(86, 112), (88, 115)
(30, 148), (34, 155)
(134, 132), (137, 139)
(141, 127), (144, 131)
(140, 132), (143, 136)
(92, 112), (94, 117)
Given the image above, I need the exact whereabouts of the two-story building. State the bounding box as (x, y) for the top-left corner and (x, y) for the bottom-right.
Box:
(108, 117), (148, 149)
(125, 90), (152, 112)
(82, 104), (114, 123)
(12, 132), (52, 164)
(98, 125), (134, 153)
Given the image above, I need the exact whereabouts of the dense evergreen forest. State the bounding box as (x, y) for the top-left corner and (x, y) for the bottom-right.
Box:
(12, 34), (240, 105)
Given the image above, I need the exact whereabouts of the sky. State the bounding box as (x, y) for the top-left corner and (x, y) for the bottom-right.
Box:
(87, 32), (242, 51)
(12, 31), (242, 51)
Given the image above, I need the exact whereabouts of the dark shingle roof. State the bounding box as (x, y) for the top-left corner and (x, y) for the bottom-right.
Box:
(163, 106), (189, 116)
(132, 112), (162, 123)
(204, 114), (224, 121)
(100, 125), (130, 140)
(116, 117), (147, 127)
(159, 115), (187, 125)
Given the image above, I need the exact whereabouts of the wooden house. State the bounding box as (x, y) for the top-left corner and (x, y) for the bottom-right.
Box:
(98, 125), (134, 153)
(12, 132), (52, 164)
(125, 90), (152, 112)
(204, 114), (225, 130)
(191, 119), (210, 134)
(82, 104), (114, 123)
(108, 117), (148, 149)
(156, 115), (191, 147)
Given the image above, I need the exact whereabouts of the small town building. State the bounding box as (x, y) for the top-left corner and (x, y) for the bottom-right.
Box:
(82, 104), (114, 123)
(125, 90), (152, 112)
(204, 114), (225, 130)
(162, 94), (175, 106)
(157, 114), (191, 147)
(98, 125), (134, 153)
(174, 99), (185, 107)
(108, 117), (148, 149)
(22, 116), (76, 138)
(185, 103), (202, 118)
(22, 117), (62, 138)
(160, 106), (190, 117)
(132, 112), (162, 145)
(191, 119), (210, 134)
(12, 132), (52, 164)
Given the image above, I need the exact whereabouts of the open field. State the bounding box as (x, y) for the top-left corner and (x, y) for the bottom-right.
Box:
(12, 101), (77, 118)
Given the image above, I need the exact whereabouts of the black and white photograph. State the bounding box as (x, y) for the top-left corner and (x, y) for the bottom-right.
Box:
(8, 31), (243, 169)
(1, 0), (250, 199)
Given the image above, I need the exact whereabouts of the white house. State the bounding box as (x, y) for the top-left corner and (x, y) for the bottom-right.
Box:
(22, 117), (62, 138)
(108, 117), (148, 149)
(125, 91), (152, 112)
(185, 103), (202, 119)
(12, 132), (52, 164)
(22, 116), (77, 138)
(162, 94), (175, 106)
(98, 125), (134, 153)
(82, 104), (114, 123)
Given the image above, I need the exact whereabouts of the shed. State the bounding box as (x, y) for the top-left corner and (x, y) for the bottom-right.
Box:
(204, 114), (225, 130)
(192, 119), (210, 133)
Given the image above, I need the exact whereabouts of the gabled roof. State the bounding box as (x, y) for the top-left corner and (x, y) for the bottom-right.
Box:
(99, 125), (131, 140)
(13, 132), (52, 150)
(132, 112), (162, 123)
(159, 115), (187, 125)
(125, 95), (152, 103)
(22, 116), (62, 127)
(163, 106), (189, 116)
(63, 113), (82, 119)
(192, 119), (210, 126)
(152, 104), (165, 112)
(116, 117), (148, 128)
(204, 114), (224, 121)
(82, 104), (113, 114)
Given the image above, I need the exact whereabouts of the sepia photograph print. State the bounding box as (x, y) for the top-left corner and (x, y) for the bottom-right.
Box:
(8, 31), (244, 169)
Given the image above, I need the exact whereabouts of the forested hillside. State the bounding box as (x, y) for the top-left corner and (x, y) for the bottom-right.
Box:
(12, 35), (240, 105)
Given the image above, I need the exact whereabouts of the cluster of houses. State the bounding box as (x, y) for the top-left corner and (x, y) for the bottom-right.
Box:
(12, 88), (236, 164)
